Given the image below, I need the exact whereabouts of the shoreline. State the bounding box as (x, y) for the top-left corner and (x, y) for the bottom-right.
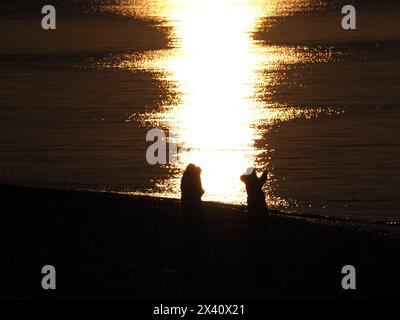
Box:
(6, 184), (400, 232)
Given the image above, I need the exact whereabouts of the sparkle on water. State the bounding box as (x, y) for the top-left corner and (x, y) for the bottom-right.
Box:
(98, 0), (337, 205)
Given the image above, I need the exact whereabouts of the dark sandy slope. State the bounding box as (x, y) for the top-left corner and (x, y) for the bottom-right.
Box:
(2, 185), (400, 300)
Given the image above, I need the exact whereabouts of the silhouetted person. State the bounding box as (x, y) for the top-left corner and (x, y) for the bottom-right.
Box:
(241, 167), (268, 238)
(181, 164), (204, 211)
(180, 163), (205, 282)
(240, 167), (269, 297)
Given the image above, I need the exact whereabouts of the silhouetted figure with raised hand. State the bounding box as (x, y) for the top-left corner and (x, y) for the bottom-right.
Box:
(241, 167), (268, 238)
(240, 167), (269, 298)
(180, 163), (205, 283)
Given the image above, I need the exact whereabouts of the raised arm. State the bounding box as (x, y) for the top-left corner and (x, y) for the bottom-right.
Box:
(259, 170), (268, 186)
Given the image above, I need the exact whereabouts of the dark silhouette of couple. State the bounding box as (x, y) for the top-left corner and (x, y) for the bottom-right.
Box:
(180, 164), (205, 280)
(180, 163), (269, 283)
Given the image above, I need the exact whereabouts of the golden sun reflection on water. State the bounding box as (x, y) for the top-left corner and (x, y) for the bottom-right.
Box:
(156, 1), (265, 203)
(103, 0), (331, 205)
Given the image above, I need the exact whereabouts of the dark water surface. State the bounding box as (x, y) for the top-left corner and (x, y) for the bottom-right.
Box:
(1, 0), (399, 220)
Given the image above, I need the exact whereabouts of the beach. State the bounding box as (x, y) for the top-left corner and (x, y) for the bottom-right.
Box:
(2, 184), (400, 299)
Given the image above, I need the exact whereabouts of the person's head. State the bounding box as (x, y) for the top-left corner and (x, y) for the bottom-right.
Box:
(240, 167), (257, 184)
(185, 163), (201, 176)
(181, 164), (204, 197)
(240, 167), (268, 196)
